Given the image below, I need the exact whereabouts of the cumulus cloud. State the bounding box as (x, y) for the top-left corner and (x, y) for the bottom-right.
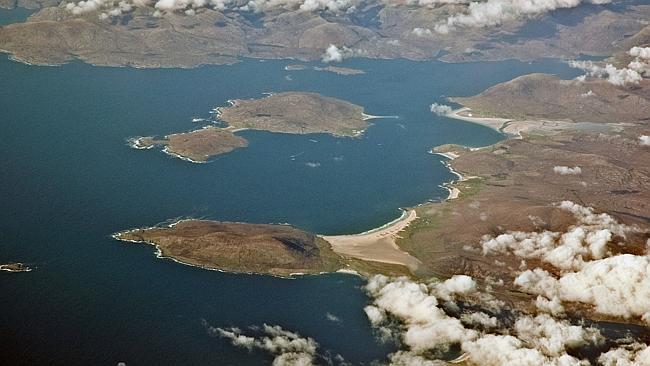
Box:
(325, 312), (341, 323)
(209, 323), (320, 366)
(535, 295), (565, 316)
(461, 334), (590, 366)
(478, 201), (650, 323)
(361, 275), (627, 365)
(569, 60), (643, 86)
(481, 201), (632, 271)
(65, 0), (137, 16)
(640, 135), (650, 146)
(629, 46), (650, 60)
(516, 255), (650, 321)
(67, 0), (355, 16)
(430, 103), (453, 116)
(553, 166), (581, 175)
(459, 315), (601, 366)
(569, 46), (650, 86)
(514, 314), (602, 356)
(431, 275), (477, 301)
(241, 0), (357, 13)
(364, 275), (478, 351)
(433, 0), (611, 33)
(412, 27), (433, 37)
(321, 45), (356, 63)
(460, 311), (499, 329)
(598, 343), (650, 366)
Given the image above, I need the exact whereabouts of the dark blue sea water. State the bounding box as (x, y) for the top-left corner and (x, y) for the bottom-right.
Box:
(0, 7), (34, 25)
(0, 40), (581, 364)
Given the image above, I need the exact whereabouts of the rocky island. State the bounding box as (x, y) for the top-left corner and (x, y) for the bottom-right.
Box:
(131, 126), (248, 163)
(217, 92), (369, 137)
(130, 92), (374, 162)
(113, 220), (345, 277)
(0, 262), (32, 272)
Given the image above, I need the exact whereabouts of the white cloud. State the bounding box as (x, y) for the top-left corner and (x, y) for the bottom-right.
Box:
(325, 312), (341, 323)
(431, 274), (477, 301)
(553, 166), (581, 175)
(242, 0), (357, 13)
(66, 0), (354, 16)
(412, 27), (433, 37)
(461, 334), (588, 366)
(535, 295), (565, 316)
(629, 46), (650, 60)
(434, 0), (611, 33)
(568, 60), (643, 86)
(321, 44), (355, 63)
(364, 275), (478, 351)
(430, 103), (453, 116)
(211, 324), (319, 366)
(598, 343), (650, 366)
(569, 46), (650, 86)
(640, 135), (650, 146)
(478, 201), (650, 323)
(460, 311), (499, 329)
(514, 249), (650, 322)
(513, 314), (602, 357)
(481, 201), (632, 271)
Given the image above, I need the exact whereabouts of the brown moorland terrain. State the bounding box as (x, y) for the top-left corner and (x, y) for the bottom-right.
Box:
(114, 220), (345, 277)
(134, 126), (248, 162)
(1, 3), (649, 67)
(217, 92), (369, 137)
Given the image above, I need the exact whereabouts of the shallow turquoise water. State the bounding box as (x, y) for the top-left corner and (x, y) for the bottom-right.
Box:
(0, 52), (580, 365)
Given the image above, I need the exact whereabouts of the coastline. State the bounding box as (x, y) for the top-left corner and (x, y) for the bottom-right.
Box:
(432, 151), (478, 201)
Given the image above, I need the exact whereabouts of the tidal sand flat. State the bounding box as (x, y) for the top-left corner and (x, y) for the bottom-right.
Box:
(321, 210), (422, 272)
(113, 220), (344, 277)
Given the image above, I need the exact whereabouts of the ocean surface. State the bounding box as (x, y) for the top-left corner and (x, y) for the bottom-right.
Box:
(0, 14), (582, 364)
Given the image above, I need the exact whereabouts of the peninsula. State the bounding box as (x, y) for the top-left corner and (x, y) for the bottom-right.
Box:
(391, 64), (650, 326)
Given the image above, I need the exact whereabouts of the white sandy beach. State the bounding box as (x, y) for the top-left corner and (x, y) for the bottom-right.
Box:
(362, 113), (399, 121)
(321, 210), (422, 271)
(446, 107), (511, 131)
(431, 150), (460, 160)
